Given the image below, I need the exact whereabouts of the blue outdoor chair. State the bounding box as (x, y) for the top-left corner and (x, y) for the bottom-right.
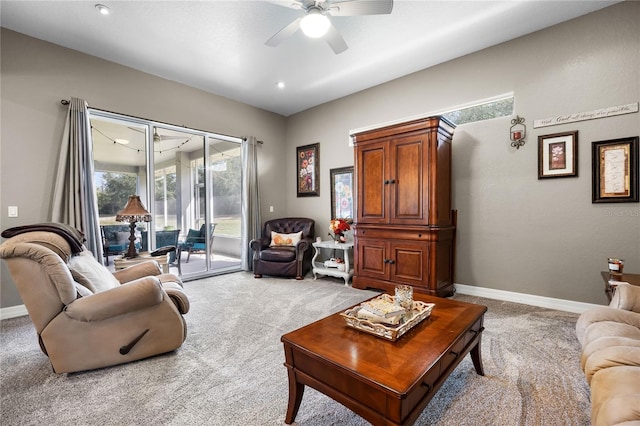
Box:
(180, 223), (216, 263)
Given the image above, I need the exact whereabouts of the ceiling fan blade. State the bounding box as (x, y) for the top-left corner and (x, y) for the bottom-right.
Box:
(265, 0), (304, 10)
(265, 17), (303, 47)
(325, 22), (348, 54)
(329, 0), (393, 16)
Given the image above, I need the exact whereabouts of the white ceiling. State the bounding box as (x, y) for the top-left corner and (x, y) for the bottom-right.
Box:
(0, 0), (620, 117)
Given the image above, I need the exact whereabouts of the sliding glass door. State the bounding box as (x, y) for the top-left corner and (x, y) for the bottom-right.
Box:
(90, 111), (242, 278)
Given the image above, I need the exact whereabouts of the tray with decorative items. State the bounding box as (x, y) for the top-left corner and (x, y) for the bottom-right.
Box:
(340, 294), (435, 341)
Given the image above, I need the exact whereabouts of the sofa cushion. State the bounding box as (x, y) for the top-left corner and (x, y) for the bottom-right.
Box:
(577, 306), (640, 346)
(611, 283), (640, 313)
(270, 231), (302, 247)
(582, 336), (640, 371)
(584, 346), (640, 384)
(583, 321), (640, 349)
(260, 247), (296, 262)
(68, 252), (121, 293)
(591, 366), (640, 426)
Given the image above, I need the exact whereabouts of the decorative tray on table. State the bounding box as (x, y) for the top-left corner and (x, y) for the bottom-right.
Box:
(340, 294), (435, 341)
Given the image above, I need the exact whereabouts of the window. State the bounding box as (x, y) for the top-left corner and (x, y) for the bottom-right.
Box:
(441, 95), (514, 126)
(95, 171), (138, 225)
(89, 109), (243, 276)
(349, 94), (515, 145)
(154, 165), (177, 230)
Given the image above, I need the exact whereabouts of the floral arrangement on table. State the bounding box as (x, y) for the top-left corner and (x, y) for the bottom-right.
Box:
(329, 218), (352, 243)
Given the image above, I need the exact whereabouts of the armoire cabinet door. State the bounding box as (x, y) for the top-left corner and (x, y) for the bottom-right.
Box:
(355, 238), (388, 280)
(389, 241), (428, 287)
(388, 134), (429, 225)
(355, 238), (428, 288)
(356, 141), (387, 224)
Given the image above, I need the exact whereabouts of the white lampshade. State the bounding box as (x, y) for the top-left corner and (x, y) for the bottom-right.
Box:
(300, 11), (330, 38)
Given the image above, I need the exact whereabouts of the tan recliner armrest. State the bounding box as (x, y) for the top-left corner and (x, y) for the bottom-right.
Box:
(161, 281), (190, 314)
(112, 261), (162, 283)
(64, 277), (164, 322)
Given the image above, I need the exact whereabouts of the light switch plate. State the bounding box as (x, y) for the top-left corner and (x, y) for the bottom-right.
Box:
(8, 206), (18, 217)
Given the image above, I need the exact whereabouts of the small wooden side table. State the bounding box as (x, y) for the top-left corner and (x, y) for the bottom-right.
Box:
(114, 252), (169, 274)
(601, 271), (640, 303)
(311, 240), (354, 286)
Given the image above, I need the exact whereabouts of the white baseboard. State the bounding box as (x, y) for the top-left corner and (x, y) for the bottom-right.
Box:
(0, 304), (28, 320)
(455, 283), (601, 314)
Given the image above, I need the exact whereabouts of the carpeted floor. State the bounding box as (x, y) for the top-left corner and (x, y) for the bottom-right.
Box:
(0, 272), (591, 425)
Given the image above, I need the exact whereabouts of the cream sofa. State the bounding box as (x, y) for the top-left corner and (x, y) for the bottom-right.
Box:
(576, 283), (640, 426)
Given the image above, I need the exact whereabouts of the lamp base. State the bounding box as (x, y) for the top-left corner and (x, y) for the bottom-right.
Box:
(123, 221), (139, 259)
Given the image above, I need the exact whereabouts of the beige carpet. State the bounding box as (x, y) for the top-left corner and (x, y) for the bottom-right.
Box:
(0, 272), (590, 425)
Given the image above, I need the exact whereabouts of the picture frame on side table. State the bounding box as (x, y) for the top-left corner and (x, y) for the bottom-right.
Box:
(296, 143), (320, 197)
(538, 131), (578, 179)
(330, 166), (354, 219)
(592, 136), (639, 203)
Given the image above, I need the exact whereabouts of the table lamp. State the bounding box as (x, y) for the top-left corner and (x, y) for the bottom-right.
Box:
(116, 195), (151, 259)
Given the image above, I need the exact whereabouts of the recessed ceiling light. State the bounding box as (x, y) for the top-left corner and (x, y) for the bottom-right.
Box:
(114, 138), (129, 145)
(276, 81), (285, 89)
(95, 4), (110, 15)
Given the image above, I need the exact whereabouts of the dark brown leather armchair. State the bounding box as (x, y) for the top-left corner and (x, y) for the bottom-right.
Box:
(250, 218), (315, 280)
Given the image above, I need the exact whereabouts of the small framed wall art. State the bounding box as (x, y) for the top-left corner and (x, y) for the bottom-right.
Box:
(592, 136), (639, 203)
(538, 131), (578, 179)
(330, 166), (354, 219)
(296, 143), (320, 197)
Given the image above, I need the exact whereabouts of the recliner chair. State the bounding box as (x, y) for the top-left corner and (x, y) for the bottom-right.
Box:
(0, 229), (189, 374)
(250, 217), (315, 280)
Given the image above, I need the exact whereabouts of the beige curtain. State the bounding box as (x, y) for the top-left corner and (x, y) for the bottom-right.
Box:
(51, 97), (103, 259)
(241, 136), (261, 271)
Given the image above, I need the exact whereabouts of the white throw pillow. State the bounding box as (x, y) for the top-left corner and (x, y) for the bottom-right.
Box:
(270, 231), (303, 247)
(68, 252), (121, 293)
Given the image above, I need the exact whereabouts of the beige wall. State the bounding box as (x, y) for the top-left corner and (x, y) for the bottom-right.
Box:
(1, 2), (638, 309)
(285, 1), (640, 305)
(0, 29), (288, 308)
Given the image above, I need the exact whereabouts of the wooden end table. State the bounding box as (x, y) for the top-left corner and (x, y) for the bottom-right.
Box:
(114, 252), (169, 274)
(601, 271), (640, 302)
(281, 294), (487, 426)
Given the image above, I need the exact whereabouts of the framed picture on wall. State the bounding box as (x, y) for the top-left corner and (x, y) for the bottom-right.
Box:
(330, 166), (354, 219)
(538, 131), (578, 179)
(592, 136), (639, 203)
(296, 143), (320, 197)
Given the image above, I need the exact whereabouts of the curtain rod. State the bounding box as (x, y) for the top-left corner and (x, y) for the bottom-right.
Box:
(60, 99), (263, 144)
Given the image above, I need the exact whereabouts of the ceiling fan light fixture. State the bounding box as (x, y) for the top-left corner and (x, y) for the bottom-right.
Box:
(95, 4), (110, 15)
(300, 10), (330, 38)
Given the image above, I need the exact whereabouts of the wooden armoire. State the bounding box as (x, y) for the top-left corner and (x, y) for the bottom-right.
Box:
(351, 116), (456, 297)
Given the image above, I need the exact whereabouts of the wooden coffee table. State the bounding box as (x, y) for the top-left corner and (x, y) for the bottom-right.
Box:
(281, 293), (487, 426)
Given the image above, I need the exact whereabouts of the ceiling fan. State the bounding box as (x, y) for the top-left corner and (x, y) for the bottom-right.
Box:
(265, 0), (393, 54)
(128, 127), (185, 143)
